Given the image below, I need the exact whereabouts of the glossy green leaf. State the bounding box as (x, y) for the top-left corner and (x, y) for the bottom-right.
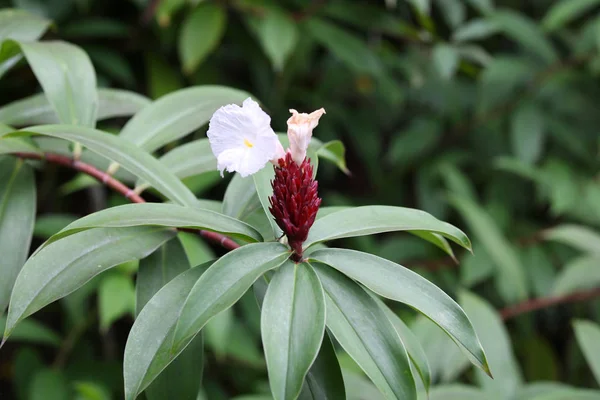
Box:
(253, 165), (282, 238)
(449, 195), (528, 303)
(433, 44), (459, 79)
(19, 41), (98, 127)
(298, 332), (346, 400)
(178, 231), (216, 267)
(573, 320), (600, 385)
(542, 0), (600, 31)
(3, 226), (174, 339)
(49, 203), (262, 244)
(452, 18), (499, 42)
(223, 173), (261, 220)
(98, 273), (135, 332)
(543, 225), (600, 255)
(18, 124), (198, 206)
(262, 261), (326, 400)
(511, 102), (545, 165)
(137, 138), (216, 188)
(119, 86), (250, 153)
(317, 140), (350, 175)
(459, 291), (523, 397)
(136, 239), (204, 400)
(179, 3), (226, 74)
(249, 9), (298, 71)
(305, 18), (381, 75)
(311, 262), (416, 400)
(173, 243), (290, 351)
(0, 158), (35, 314)
(0, 315), (61, 347)
(304, 205), (471, 251)
(552, 256), (600, 295)
(0, 137), (41, 155)
(125, 263), (207, 400)
(492, 10), (558, 64)
(309, 249), (489, 375)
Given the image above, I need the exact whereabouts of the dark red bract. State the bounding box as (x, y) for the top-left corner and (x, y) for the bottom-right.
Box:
(269, 153), (321, 262)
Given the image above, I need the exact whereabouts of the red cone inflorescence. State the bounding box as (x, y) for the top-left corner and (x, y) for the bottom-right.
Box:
(269, 152), (321, 262)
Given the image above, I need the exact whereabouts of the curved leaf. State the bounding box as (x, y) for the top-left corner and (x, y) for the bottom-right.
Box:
(125, 263), (211, 400)
(119, 86), (250, 153)
(172, 242), (290, 351)
(3, 227), (175, 339)
(429, 385), (487, 400)
(18, 124), (198, 206)
(311, 262), (416, 400)
(298, 332), (346, 400)
(253, 165), (281, 238)
(304, 206), (471, 251)
(543, 225), (600, 255)
(223, 173), (261, 220)
(308, 248), (489, 375)
(262, 262), (326, 400)
(552, 256), (600, 295)
(0, 89), (151, 126)
(0, 137), (41, 155)
(0, 159), (36, 314)
(19, 41), (98, 127)
(542, 0), (600, 31)
(573, 320), (600, 385)
(49, 203), (262, 244)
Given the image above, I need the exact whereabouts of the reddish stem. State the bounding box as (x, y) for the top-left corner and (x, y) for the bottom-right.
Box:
(500, 287), (600, 320)
(15, 152), (240, 251)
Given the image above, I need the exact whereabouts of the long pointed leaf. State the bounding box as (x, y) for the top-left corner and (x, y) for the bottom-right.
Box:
(298, 332), (346, 400)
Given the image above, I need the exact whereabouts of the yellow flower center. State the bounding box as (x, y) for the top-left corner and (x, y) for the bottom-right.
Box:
(243, 138), (254, 148)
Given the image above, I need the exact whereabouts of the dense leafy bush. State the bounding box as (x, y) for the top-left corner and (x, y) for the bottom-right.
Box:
(1, 0), (600, 399)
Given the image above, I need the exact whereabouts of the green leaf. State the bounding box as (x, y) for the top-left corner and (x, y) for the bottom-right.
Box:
(178, 3), (226, 75)
(253, 165), (281, 238)
(49, 203), (262, 245)
(308, 249), (489, 376)
(316, 140), (349, 175)
(449, 195), (528, 303)
(436, 0), (466, 28)
(18, 41), (98, 127)
(304, 205), (471, 251)
(173, 242), (290, 351)
(3, 226), (175, 339)
(0, 158), (36, 314)
(311, 262), (417, 400)
(262, 262), (326, 400)
(305, 17), (381, 75)
(204, 307), (234, 359)
(491, 10), (558, 64)
(73, 382), (113, 400)
(0, 136), (41, 155)
(542, 0), (600, 31)
(459, 291), (523, 397)
(178, 231), (216, 267)
(0, 315), (61, 347)
(136, 238), (191, 315)
(552, 256), (600, 295)
(248, 9), (298, 71)
(573, 320), (600, 385)
(223, 173), (261, 220)
(429, 385), (487, 400)
(119, 86), (250, 153)
(125, 263), (211, 400)
(511, 103), (545, 165)
(452, 18), (499, 42)
(377, 300), (431, 392)
(18, 124), (199, 206)
(98, 273), (135, 332)
(138, 138), (216, 188)
(464, 0), (494, 15)
(432, 44), (459, 80)
(298, 332), (346, 400)
(542, 225), (600, 255)
(136, 239), (204, 400)
(407, 0), (430, 15)
(30, 369), (70, 400)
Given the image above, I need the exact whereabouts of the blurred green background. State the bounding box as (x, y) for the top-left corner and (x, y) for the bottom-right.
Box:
(1, 0), (600, 399)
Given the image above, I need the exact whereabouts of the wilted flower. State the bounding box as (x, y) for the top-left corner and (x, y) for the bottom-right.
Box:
(287, 108), (326, 165)
(269, 153), (322, 261)
(207, 98), (282, 177)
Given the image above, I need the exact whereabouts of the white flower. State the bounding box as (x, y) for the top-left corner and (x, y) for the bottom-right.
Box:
(207, 98), (282, 177)
(287, 108), (326, 165)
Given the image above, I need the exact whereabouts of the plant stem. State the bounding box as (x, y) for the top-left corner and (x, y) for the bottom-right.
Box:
(500, 287), (600, 320)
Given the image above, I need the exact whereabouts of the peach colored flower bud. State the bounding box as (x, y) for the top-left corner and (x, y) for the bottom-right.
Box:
(286, 108), (325, 165)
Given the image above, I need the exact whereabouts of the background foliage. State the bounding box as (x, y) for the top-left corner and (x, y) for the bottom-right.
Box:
(1, 0), (600, 399)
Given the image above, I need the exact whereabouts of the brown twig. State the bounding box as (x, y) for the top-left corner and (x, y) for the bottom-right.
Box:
(15, 152), (240, 251)
(500, 287), (600, 320)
